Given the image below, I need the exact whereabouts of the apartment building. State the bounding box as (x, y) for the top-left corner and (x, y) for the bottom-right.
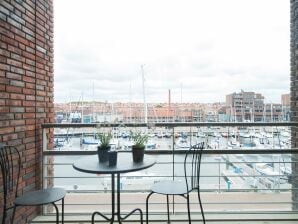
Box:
(226, 90), (285, 122)
(281, 93), (291, 121)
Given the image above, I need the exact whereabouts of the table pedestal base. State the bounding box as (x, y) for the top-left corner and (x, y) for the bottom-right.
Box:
(91, 174), (143, 224)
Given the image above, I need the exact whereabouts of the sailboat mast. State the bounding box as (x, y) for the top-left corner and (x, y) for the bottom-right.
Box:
(271, 103), (273, 122)
(252, 98), (255, 122)
(180, 83), (183, 104)
(92, 83), (94, 122)
(141, 65), (148, 123)
(263, 103), (266, 122)
(230, 104), (233, 122)
(69, 95), (72, 122)
(81, 92), (84, 124)
(129, 83), (132, 123)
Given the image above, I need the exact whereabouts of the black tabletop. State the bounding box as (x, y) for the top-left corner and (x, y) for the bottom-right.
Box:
(73, 152), (156, 174)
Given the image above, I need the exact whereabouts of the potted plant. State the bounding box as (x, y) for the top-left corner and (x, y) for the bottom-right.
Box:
(97, 132), (112, 163)
(131, 131), (148, 163)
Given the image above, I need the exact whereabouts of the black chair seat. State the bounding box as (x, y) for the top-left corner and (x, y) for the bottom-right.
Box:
(146, 143), (205, 224)
(151, 180), (188, 195)
(14, 188), (66, 206)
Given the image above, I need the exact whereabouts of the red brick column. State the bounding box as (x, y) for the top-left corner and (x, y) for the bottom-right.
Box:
(0, 0), (54, 222)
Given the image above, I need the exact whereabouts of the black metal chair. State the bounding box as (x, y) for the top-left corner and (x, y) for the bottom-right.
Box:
(0, 144), (66, 224)
(146, 142), (205, 224)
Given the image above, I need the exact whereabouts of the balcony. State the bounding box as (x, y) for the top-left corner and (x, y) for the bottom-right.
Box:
(1, 1), (297, 223)
(32, 122), (298, 223)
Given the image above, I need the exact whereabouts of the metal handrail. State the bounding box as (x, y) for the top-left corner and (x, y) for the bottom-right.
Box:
(42, 121), (298, 128)
(43, 149), (298, 156)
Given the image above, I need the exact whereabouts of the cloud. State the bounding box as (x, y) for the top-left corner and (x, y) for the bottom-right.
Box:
(54, 0), (290, 104)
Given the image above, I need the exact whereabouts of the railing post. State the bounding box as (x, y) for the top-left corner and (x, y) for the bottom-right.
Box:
(172, 126), (175, 181)
(190, 126), (192, 146)
(41, 127), (47, 215)
(219, 160), (221, 193)
(43, 127), (47, 152)
(215, 157), (221, 193)
(42, 127), (47, 190)
(172, 126), (175, 215)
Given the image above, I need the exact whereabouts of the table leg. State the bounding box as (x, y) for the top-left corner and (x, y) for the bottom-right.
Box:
(116, 173), (122, 223)
(91, 174), (116, 224)
(111, 173), (115, 223)
(116, 173), (143, 224)
(92, 173), (143, 224)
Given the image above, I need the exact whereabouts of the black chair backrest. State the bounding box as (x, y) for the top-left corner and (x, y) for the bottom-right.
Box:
(0, 145), (21, 224)
(184, 142), (204, 192)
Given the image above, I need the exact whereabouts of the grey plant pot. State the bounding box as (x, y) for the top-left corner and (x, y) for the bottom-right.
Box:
(108, 151), (118, 166)
(97, 146), (110, 163)
(132, 145), (145, 163)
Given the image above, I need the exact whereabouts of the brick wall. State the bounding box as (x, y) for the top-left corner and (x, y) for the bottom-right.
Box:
(291, 0), (298, 211)
(0, 0), (54, 222)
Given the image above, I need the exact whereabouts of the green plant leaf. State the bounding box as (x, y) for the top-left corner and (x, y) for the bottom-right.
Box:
(130, 131), (148, 148)
(97, 132), (112, 148)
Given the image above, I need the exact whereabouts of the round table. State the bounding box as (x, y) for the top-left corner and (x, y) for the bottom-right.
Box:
(73, 152), (156, 223)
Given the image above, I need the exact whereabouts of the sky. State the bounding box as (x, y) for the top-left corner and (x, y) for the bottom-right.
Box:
(54, 0), (290, 104)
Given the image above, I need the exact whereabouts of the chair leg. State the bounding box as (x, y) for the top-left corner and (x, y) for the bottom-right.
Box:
(2, 208), (6, 224)
(11, 205), (17, 224)
(62, 198), (64, 224)
(166, 195), (170, 224)
(52, 202), (59, 224)
(186, 194), (191, 224)
(146, 192), (154, 224)
(2, 212), (5, 224)
(197, 190), (205, 224)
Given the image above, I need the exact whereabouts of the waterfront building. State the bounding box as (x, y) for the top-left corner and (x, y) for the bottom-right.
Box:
(263, 103), (283, 122)
(225, 90), (283, 122)
(282, 93), (291, 121)
(226, 90), (265, 122)
(54, 102), (207, 123)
